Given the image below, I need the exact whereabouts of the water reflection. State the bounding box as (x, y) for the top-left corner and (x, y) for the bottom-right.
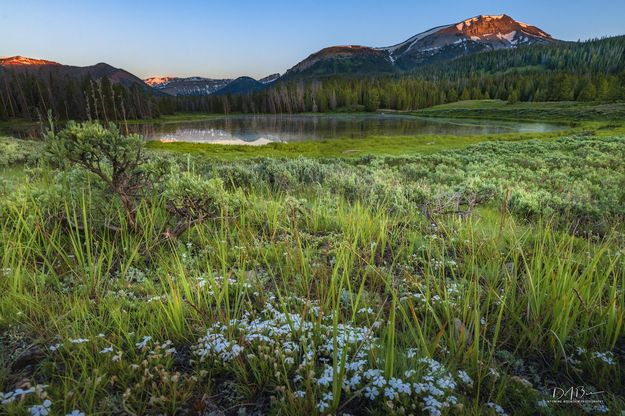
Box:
(132, 114), (563, 144)
(2, 114), (564, 144)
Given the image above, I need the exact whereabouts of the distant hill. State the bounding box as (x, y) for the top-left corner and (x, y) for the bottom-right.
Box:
(0, 56), (162, 120)
(283, 46), (395, 79)
(0, 56), (153, 91)
(212, 76), (267, 95)
(0, 56), (61, 66)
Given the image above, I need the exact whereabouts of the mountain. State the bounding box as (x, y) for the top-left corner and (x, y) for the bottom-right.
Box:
(381, 14), (554, 69)
(144, 73), (279, 96)
(144, 76), (232, 96)
(284, 46), (395, 78)
(284, 14), (555, 78)
(0, 56), (152, 90)
(212, 76), (266, 96)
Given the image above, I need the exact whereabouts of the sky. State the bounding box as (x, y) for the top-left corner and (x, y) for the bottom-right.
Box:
(1, 0), (624, 79)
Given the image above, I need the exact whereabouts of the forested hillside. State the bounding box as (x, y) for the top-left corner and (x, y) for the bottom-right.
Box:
(173, 36), (625, 114)
(0, 70), (170, 121)
(1, 36), (624, 121)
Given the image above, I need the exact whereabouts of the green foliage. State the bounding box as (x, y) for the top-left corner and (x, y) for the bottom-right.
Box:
(416, 100), (625, 122)
(46, 121), (148, 180)
(43, 121), (244, 242)
(0, 137), (41, 167)
(1, 126), (624, 415)
(163, 174), (244, 221)
(45, 121), (160, 231)
(172, 136), (625, 235)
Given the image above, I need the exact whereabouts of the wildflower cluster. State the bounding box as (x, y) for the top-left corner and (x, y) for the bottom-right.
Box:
(1, 384), (48, 405)
(398, 275), (465, 312)
(0, 385), (80, 416)
(191, 297), (477, 414)
(570, 347), (617, 366)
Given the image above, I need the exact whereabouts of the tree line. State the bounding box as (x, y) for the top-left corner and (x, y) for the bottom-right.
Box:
(1, 35), (624, 121)
(170, 36), (625, 114)
(170, 71), (625, 115)
(0, 70), (171, 121)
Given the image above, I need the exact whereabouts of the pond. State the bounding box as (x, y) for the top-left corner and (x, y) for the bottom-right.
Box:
(2, 114), (565, 144)
(132, 114), (564, 145)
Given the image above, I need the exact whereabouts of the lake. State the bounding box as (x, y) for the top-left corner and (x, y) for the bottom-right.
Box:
(132, 114), (563, 145)
(2, 114), (564, 144)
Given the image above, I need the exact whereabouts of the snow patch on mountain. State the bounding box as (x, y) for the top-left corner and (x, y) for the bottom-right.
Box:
(378, 25), (450, 54)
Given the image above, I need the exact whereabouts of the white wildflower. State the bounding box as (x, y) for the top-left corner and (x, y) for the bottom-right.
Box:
(487, 402), (508, 416)
(29, 400), (52, 416)
(135, 336), (152, 350)
(406, 348), (418, 358)
(364, 386), (379, 400)
(592, 351), (616, 366)
(457, 370), (473, 386)
(384, 386), (396, 399)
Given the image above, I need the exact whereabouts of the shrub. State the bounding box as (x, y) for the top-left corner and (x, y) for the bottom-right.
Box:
(162, 174), (245, 238)
(0, 137), (41, 167)
(44, 121), (244, 244)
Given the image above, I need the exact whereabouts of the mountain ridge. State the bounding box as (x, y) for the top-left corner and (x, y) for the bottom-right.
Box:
(144, 76), (232, 96)
(143, 73), (281, 96)
(0, 56), (153, 91)
(2, 14), (560, 96)
(284, 14), (556, 78)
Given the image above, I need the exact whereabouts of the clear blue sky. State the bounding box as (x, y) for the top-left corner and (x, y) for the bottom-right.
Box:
(1, 0), (624, 79)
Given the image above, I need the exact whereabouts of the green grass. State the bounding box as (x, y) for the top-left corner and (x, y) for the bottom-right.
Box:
(124, 112), (227, 125)
(0, 119), (39, 129)
(146, 122), (625, 160)
(415, 99), (625, 122)
(1, 129), (624, 415)
(147, 131), (577, 159)
(1, 104), (624, 414)
(4, 101), (625, 162)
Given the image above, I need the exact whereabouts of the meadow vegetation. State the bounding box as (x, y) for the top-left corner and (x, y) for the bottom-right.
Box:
(414, 100), (625, 122)
(0, 117), (624, 415)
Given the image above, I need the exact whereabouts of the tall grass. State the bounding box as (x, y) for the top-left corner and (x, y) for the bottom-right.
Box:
(1, 139), (624, 414)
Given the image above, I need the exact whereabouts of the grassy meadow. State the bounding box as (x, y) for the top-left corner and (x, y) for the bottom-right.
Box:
(0, 103), (624, 415)
(414, 100), (625, 122)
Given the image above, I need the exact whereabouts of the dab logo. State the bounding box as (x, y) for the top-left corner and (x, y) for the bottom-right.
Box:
(550, 386), (604, 404)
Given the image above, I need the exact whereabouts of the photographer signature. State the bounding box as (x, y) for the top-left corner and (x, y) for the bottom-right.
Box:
(549, 386), (605, 404)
